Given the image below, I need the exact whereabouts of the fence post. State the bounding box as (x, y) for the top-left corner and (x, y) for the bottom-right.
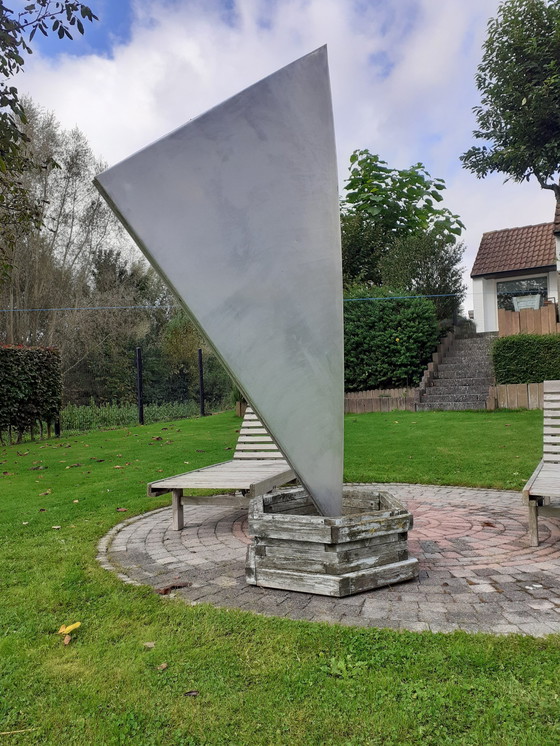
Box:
(135, 347), (145, 425)
(198, 348), (205, 417)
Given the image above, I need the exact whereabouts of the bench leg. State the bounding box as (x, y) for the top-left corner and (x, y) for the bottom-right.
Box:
(528, 499), (539, 547)
(172, 488), (184, 531)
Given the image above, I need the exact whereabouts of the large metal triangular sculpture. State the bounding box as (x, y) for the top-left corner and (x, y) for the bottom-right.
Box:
(95, 47), (344, 516)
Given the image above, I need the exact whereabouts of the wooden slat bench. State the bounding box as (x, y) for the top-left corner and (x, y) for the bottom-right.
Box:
(523, 380), (560, 546)
(148, 408), (297, 530)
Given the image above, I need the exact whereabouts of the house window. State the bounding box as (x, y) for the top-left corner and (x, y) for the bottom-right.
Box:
(496, 277), (548, 311)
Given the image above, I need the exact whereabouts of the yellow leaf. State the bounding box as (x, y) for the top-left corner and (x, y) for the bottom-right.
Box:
(58, 622), (81, 635)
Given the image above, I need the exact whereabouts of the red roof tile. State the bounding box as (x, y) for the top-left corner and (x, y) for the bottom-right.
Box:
(471, 222), (556, 277)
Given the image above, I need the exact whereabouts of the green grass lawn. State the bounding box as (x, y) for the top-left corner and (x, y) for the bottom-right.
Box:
(1, 409), (559, 745)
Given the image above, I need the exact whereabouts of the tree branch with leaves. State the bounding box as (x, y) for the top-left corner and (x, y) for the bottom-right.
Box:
(461, 0), (560, 201)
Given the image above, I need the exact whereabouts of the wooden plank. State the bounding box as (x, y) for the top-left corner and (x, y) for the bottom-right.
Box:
(527, 309), (538, 335)
(498, 308), (507, 337)
(238, 435), (273, 443)
(538, 382), (544, 408)
(507, 384), (518, 409)
(497, 385), (508, 409)
(236, 443), (279, 451)
(528, 383), (539, 410)
(545, 380), (560, 393)
(520, 308), (530, 334)
(517, 384), (529, 409)
(248, 469), (297, 497)
(234, 451), (285, 459)
(523, 459), (543, 496)
(239, 427), (268, 435)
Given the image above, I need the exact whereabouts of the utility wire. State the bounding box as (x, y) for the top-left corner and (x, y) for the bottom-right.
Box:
(0, 291), (541, 312)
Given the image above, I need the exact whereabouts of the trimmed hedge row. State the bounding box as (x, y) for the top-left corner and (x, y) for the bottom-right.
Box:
(493, 334), (560, 384)
(0, 346), (62, 440)
(344, 287), (440, 391)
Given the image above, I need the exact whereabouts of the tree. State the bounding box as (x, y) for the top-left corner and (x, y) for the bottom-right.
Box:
(344, 150), (464, 238)
(0, 2), (97, 270)
(379, 231), (466, 321)
(341, 150), (464, 285)
(461, 0), (560, 200)
(340, 210), (386, 285)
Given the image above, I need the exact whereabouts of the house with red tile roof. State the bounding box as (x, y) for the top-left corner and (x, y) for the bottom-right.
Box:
(471, 206), (560, 332)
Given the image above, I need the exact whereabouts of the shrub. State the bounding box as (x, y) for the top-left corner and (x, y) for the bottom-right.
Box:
(344, 286), (440, 391)
(0, 346), (62, 441)
(493, 334), (560, 384)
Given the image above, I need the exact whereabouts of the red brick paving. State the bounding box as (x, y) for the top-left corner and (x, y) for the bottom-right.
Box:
(98, 483), (560, 636)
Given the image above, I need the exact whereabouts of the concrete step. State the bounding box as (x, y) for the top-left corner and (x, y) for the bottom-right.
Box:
(422, 392), (488, 403)
(425, 386), (488, 399)
(435, 370), (493, 381)
(417, 401), (488, 411)
(437, 362), (493, 373)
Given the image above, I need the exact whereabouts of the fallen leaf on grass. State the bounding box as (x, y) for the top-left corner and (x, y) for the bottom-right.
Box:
(143, 642), (156, 649)
(157, 663), (168, 671)
(65, 463), (82, 469)
(63, 635), (72, 645)
(114, 465), (124, 470)
(73, 500), (79, 504)
(39, 489), (52, 496)
(22, 521), (28, 525)
(39, 508), (46, 512)
(116, 508), (128, 512)
(29, 465), (47, 471)
(155, 582), (192, 595)
(184, 691), (199, 697)
(152, 437), (163, 441)
(52, 526), (61, 530)
(2, 471), (14, 477)
(58, 622), (81, 635)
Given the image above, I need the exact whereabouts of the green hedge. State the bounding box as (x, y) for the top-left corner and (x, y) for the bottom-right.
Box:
(344, 287), (440, 391)
(0, 346), (62, 440)
(493, 334), (560, 384)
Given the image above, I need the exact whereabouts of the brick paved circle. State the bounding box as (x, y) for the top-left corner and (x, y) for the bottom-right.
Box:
(98, 484), (560, 636)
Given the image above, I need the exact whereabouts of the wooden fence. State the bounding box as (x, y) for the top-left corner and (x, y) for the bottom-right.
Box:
(498, 303), (560, 337)
(487, 383), (544, 410)
(345, 388), (417, 413)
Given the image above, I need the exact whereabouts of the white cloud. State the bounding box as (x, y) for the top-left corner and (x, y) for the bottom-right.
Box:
(17, 0), (557, 307)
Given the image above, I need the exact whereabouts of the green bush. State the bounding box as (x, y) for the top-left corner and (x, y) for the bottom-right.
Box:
(344, 286), (440, 391)
(493, 334), (560, 384)
(0, 346), (62, 440)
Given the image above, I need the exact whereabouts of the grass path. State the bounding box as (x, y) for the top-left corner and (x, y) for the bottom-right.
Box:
(1, 409), (559, 745)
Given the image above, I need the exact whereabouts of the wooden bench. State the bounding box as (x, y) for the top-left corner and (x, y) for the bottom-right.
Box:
(148, 408), (297, 530)
(523, 380), (560, 546)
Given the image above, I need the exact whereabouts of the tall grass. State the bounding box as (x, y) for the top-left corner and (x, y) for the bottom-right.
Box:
(60, 399), (213, 434)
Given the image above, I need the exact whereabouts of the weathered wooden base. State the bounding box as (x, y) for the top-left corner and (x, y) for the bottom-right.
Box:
(246, 486), (419, 597)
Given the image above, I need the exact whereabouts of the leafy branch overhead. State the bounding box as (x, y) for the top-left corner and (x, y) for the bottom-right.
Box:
(461, 0), (560, 200)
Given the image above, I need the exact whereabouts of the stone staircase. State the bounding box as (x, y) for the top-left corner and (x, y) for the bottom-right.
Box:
(417, 332), (497, 411)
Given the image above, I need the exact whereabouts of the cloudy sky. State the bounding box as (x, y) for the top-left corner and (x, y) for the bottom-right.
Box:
(19, 0), (555, 311)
